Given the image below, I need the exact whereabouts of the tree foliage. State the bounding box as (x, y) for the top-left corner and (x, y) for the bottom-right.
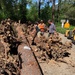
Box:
(0, 0), (28, 22)
(59, 0), (75, 19)
(26, 3), (38, 22)
(0, 0), (75, 24)
(40, 5), (52, 23)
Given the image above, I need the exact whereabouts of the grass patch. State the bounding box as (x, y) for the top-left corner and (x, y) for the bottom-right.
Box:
(56, 23), (75, 34)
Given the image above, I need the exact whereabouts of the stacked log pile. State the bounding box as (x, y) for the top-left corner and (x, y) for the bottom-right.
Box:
(16, 23), (72, 61)
(21, 23), (72, 61)
(33, 32), (72, 61)
(0, 19), (20, 75)
(0, 19), (72, 74)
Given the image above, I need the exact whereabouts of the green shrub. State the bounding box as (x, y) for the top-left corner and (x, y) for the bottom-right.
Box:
(56, 22), (75, 34)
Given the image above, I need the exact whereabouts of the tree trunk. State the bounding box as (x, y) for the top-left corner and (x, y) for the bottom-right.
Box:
(38, 0), (41, 18)
(57, 0), (61, 22)
(52, 0), (55, 22)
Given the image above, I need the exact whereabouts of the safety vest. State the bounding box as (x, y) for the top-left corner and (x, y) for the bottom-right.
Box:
(38, 23), (45, 32)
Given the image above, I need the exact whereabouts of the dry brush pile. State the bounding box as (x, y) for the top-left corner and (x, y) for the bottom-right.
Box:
(33, 33), (72, 61)
(0, 19), (21, 75)
(0, 19), (72, 74)
(21, 24), (72, 61)
(26, 25), (72, 61)
(0, 19), (33, 75)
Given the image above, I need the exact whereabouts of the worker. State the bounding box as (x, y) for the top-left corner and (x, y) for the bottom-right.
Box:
(34, 22), (40, 33)
(38, 20), (46, 35)
(48, 20), (56, 36)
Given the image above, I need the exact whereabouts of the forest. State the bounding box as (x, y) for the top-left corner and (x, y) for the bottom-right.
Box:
(0, 0), (75, 24)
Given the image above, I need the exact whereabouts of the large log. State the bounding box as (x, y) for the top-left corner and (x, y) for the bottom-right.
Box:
(18, 43), (43, 75)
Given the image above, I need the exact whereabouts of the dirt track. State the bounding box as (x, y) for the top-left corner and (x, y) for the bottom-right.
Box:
(38, 33), (75, 75)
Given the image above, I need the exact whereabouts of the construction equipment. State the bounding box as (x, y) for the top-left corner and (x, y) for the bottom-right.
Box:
(65, 28), (75, 44)
(65, 30), (73, 39)
(72, 28), (75, 44)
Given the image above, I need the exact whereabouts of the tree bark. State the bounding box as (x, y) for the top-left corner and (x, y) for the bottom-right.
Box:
(57, 0), (61, 22)
(52, 0), (55, 22)
(38, 0), (41, 18)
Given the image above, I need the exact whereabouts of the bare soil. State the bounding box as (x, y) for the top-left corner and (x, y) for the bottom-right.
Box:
(38, 33), (75, 75)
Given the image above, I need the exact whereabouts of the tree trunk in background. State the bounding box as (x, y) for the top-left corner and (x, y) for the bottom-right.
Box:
(52, 0), (55, 22)
(19, 0), (27, 23)
(38, 0), (41, 18)
(57, 0), (61, 22)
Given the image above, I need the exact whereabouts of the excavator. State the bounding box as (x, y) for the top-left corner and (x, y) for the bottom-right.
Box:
(64, 20), (75, 44)
(65, 28), (75, 44)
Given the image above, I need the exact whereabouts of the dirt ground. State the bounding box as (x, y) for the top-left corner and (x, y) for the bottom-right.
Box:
(38, 33), (75, 75)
